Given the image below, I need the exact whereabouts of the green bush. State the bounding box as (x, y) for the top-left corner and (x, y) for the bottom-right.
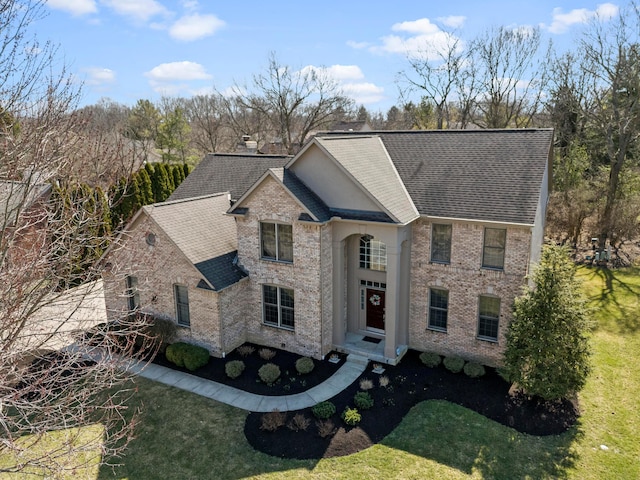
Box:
(148, 317), (177, 352)
(419, 351), (442, 368)
(443, 356), (465, 373)
(258, 363), (281, 384)
(341, 407), (361, 426)
(463, 361), (486, 378)
(312, 401), (336, 419)
(225, 360), (245, 379)
(166, 342), (209, 371)
(353, 391), (374, 410)
(295, 356), (315, 375)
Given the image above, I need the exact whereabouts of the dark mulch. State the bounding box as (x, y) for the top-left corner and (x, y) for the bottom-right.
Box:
(243, 350), (579, 460)
(153, 344), (578, 460)
(152, 343), (347, 396)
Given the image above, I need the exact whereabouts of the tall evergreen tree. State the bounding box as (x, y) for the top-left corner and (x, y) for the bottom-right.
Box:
(503, 245), (593, 401)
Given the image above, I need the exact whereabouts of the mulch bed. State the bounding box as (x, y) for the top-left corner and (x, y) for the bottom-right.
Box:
(152, 343), (347, 396)
(153, 344), (578, 460)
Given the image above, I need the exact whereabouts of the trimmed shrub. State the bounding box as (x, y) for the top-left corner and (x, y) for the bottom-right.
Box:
(341, 407), (361, 426)
(419, 351), (442, 368)
(443, 356), (465, 373)
(165, 342), (209, 371)
(258, 363), (281, 384)
(353, 391), (374, 410)
(378, 375), (390, 388)
(260, 409), (286, 431)
(225, 360), (245, 379)
(295, 356), (315, 375)
(258, 348), (276, 360)
(464, 361), (486, 378)
(312, 401), (336, 420)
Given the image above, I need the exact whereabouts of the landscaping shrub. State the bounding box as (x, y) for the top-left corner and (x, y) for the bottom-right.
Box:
(287, 413), (311, 431)
(258, 348), (276, 360)
(236, 345), (255, 357)
(464, 361), (486, 378)
(443, 356), (465, 373)
(359, 378), (374, 390)
(148, 317), (177, 352)
(378, 375), (390, 388)
(419, 351), (442, 368)
(353, 391), (374, 410)
(295, 356), (315, 374)
(258, 363), (281, 384)
(312, 401), (336, 420)
(165, 342), (209, 371)
(316, 419), (336, 438)
(225, 360), (245, 379)
(341, 407), (361, 426)
(260, 409), (286, 431)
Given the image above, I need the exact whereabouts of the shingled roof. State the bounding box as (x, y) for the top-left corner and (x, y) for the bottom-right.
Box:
(318, 129), (553, 225)
(143, 193), (246, 291)
(169, 153), (291, 202)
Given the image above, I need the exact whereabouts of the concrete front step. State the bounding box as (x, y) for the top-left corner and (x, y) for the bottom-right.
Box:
(346, 353), (370, 366)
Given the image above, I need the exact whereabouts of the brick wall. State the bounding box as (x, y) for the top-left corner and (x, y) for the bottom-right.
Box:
(102, 213), (223, 355)
(235, 175), (326, 359)
(408, 218), (532, 366)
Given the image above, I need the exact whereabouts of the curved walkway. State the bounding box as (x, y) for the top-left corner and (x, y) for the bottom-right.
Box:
(130, 355), (368, 412)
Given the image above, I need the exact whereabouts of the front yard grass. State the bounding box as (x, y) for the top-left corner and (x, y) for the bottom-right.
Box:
(3, 266), (639, 479)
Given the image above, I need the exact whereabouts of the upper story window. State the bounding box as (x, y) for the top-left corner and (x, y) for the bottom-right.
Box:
(261, 222), (293, 263)
(482, 228), (506, 270)
(359, 235), (386, 271)
(431, 224), (452, 263)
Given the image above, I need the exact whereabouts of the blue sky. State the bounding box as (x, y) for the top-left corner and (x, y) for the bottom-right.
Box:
(40, 0), (623, 111)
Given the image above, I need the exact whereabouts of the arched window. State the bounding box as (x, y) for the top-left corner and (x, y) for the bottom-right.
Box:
(359, 235), (386, 271)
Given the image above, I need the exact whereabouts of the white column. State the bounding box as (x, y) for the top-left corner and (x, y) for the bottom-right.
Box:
(384, 244), (401, 359)
(332, 239), (345, 347)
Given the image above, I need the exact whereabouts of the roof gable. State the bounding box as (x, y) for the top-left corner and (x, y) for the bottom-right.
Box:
(318, 129), (553, 225)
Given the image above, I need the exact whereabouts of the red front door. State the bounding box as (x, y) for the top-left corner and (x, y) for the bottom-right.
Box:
(366, 288), (385, 331)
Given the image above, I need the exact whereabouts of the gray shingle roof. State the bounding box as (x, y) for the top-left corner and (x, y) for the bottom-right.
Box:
(169, 153), (291, 202)
(270, 168), (331, 222)
(319, 129), (553, 225)
(0, 181), (51, 226)
(144, 193), (246, 291)
(313, 136), (419, 224)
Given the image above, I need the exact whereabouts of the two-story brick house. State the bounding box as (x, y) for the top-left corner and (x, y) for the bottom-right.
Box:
(103, 129), (552, 367)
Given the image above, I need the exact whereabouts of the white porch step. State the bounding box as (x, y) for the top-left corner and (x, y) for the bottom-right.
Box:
(346, 353), (370, 366)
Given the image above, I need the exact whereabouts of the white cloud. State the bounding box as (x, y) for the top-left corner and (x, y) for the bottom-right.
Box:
(145, 61), (213, 81)
(347, 40), (369, 50)
(145, 61), (213, 95)
(47, 0), (97, 16)
(546, 3), (619, 34)
(366, 18), (463, 60)
(181, 0), (199, 11)
(437, 15), (466, 29)
(342, 82), (385, 105)
(169, 13), (225, 41)
(83, 67), (115, 85)
(100, 0), (169, 23)
(300, 64), (364, 82)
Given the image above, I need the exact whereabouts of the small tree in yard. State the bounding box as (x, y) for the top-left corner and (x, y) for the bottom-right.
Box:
(503, 245), (593, 401)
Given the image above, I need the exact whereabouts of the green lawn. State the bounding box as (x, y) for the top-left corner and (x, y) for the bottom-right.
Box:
(3, 266), (639, 479)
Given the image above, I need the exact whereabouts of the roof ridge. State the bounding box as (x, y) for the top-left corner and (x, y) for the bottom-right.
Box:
(150, 192), (230, 208)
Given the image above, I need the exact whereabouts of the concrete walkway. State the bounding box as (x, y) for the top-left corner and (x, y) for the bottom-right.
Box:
(131, 355), (368, 412)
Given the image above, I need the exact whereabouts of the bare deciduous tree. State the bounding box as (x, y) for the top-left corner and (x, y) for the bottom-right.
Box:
(223, 53), (353, 154)
(0, 1), (151, 476)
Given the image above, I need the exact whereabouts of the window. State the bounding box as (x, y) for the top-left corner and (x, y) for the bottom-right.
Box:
(431, 224), (452, 263)
(428, 288), (449, 331)
(359, 235), (386, 271)
(263, 285), (294, 329)
(482, 228), (506, 269)
(261, 222), (293, 262)
(478, 295), (500, 341)
(174, 284), (190, 327)
(125, 275), (140, 311)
